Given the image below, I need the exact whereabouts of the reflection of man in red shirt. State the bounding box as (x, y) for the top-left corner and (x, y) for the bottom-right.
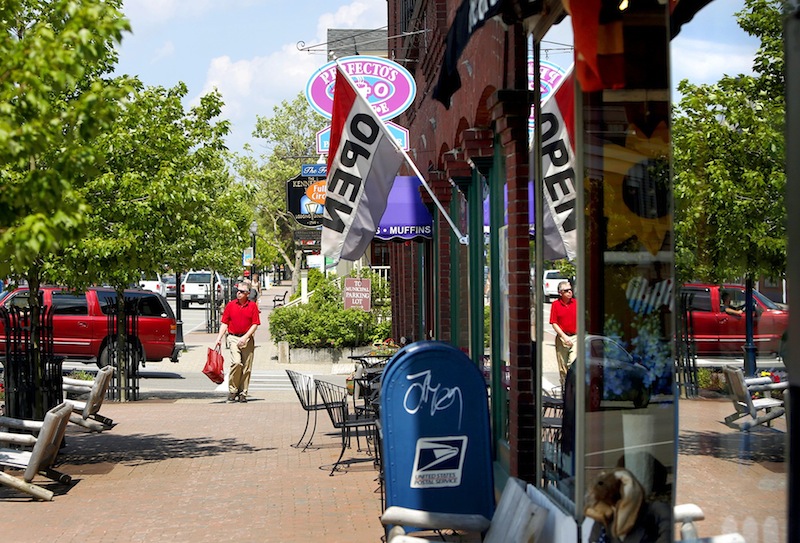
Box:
(214, 282), (261, 403)
(549, 281), (577, 387)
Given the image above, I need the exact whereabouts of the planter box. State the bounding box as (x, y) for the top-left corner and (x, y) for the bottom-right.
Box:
(277, 341), (373, 373)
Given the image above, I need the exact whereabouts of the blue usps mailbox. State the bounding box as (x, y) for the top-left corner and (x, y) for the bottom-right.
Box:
(380, 341), (494, 524)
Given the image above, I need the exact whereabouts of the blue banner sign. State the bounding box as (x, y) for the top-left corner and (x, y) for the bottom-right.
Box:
(300, 163), (327, 178)
(380, 341), (494, 526)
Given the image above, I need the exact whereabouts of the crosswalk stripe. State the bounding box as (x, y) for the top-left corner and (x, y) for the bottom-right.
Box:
(247, 371), (293, 391)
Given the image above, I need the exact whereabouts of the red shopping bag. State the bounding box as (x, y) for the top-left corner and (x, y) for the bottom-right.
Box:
(203, 346), (225, 384)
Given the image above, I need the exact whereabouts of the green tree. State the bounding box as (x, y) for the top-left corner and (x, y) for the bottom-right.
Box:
(51, 82), (252, 396)
(0, 0), (130, 417)
(241, 92), (327, 289)
(673, 0), (785, 284)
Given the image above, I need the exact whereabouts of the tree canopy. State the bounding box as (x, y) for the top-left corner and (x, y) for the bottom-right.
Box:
(0, 0), (130, 280)
(241, 92), (327, 278)
(54, 82), (253, 290)
(673, 0), (786, 284)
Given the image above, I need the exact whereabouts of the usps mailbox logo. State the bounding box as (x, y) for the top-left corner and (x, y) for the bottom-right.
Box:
(410, 436), (468, 488)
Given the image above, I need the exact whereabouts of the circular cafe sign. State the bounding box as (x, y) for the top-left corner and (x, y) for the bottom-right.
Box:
(528, 58), (568, 140)
(305, 55), (416, 121)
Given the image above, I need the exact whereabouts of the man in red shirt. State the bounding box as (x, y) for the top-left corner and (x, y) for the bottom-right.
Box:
(215, 281), (261, 403)
(549, 280), (577, 388)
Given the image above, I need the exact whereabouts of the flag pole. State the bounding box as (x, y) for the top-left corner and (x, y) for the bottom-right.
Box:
(334, 60), (469, 246)
(394, 144), (469, 245)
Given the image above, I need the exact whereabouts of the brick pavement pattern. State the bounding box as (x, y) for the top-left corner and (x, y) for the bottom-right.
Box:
(1, 397), (384, 543)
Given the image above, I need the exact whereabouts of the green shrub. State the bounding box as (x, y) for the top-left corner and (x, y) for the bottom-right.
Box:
(66, 370), (95, 381)
(696, 368), (728, 392)
(269, 271), (392, 348)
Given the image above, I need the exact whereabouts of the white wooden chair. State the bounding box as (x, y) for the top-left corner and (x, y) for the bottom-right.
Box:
(0, 366), (116, 434)
(675, 503), (746, 542)
(722, 366), (786, 431)
(0, 401), (73, 501)
(381, 476), (547, 543)
(62, 365), (116, 432)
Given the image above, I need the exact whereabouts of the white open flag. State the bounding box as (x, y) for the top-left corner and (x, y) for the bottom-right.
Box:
(538, 68), (577, 261)
(322, 65), (404, 262)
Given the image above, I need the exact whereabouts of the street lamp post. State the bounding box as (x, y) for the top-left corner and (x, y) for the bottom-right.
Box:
(249, 220), (258, 281)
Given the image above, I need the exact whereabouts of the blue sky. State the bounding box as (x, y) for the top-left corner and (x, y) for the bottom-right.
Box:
(114, 0), (759, 156)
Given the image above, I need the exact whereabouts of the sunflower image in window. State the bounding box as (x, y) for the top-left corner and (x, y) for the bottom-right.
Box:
(603, 122), (670, 255)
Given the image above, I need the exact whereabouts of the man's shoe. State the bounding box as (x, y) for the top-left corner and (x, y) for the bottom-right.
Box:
(238, 395), (247, 403)
(227, 393), (238, 402)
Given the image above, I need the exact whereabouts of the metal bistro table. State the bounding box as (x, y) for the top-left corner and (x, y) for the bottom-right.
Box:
(347, 354), (391, 509)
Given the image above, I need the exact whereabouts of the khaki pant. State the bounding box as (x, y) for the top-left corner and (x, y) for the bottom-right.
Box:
(556, 334), (577, 388)
(226, 335), (255, 398)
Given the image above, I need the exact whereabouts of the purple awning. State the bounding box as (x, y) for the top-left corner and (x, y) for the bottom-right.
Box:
(376, 176), (433, 241)
(483, 181), (535, 234)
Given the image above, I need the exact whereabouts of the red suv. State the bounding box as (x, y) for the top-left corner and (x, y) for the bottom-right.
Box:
(0, 287), (179, 368)
(681, 283), (788, 357)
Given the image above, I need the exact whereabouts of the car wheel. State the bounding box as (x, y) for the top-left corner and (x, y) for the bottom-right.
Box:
(779, 333), (787, 362)
(97, 342), (143, 370)
(97, 345), (112, 368)
(632, 388), (651, 409)
(181, 300), (189, 309)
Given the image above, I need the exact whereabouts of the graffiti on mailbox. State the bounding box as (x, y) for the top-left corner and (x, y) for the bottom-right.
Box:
(410, 436), (468, 488)
(403, 370), (464, 428)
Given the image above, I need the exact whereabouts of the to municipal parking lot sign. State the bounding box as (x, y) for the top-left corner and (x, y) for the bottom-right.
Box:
(343, 278), (371, 311)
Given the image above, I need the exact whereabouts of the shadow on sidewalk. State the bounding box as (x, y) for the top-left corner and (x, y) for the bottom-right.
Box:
(58, 431), (276, 468)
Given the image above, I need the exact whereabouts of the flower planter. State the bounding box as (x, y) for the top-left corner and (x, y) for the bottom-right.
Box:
(277, 341), (373, 370)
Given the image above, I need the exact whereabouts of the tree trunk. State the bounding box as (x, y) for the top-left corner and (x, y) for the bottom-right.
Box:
(116, 288), (128, 402)
(27, 268), (44, 420)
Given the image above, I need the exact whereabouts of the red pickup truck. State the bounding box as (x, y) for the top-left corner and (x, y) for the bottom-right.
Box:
(681, 283), (788, 357)
(0, 286), (179, 368)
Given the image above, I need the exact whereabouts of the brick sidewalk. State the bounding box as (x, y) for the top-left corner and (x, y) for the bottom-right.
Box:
(1, 396), (384, 543)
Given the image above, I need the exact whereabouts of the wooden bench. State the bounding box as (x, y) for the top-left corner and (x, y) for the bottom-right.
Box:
(272, 290), (288, 308)
(722, 365), (787, 431)
(381, 476), (547, 542)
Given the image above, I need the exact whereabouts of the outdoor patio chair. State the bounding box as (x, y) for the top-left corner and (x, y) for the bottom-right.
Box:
(314, 378), (377, 476)
(674, 503), (746, 542)
(62, 365), (116, 432)
(722, 366), (787, 431)
(285, 369), (326, 450)
(0, 401), (73, 501)
(541, 394), (564, 487)
(382, 476), (547, 543)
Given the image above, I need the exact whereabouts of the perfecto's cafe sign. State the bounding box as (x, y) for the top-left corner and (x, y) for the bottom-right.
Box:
(305, 56), (415, 155)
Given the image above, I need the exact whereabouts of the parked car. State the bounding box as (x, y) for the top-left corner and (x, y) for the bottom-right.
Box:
(0, 286), (180, 368)
(139, 272), (166, 297)
(163, 275), (177, 298)
(681, 283), (788, 357)
(542, 270), (568, 303)
(180, 270), (223, 308)
(576, 335), (652, 411)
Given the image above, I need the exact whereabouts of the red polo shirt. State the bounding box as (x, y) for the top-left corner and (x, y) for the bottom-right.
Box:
(549, 298), (577, 336)
(221, 299), (261, 335)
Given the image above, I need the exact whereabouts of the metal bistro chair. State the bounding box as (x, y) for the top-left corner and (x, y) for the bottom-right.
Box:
(285, 370), (327, 450)
(314, 378), (377, 476)
(541, 393), (564, 488)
